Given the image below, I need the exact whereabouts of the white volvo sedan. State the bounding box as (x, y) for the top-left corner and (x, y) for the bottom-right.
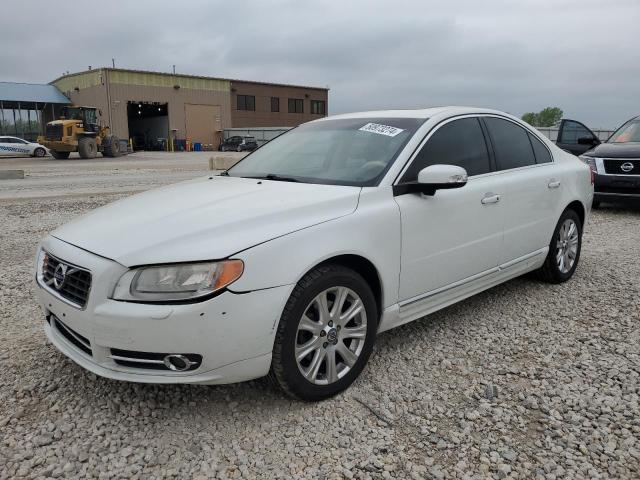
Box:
(35, 107), (593, 401)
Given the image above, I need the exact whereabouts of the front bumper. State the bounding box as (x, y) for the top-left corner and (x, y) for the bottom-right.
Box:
(35, 236), (293, 384)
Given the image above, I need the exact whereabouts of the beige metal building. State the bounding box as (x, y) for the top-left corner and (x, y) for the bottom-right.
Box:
(52, 68), (328, 150)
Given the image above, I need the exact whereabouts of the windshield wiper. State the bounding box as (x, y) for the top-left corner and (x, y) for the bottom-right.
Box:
(251, 174), (301, 183)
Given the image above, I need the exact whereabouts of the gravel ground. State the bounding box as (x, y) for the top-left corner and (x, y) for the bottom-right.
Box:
(1, 167), (639, 479)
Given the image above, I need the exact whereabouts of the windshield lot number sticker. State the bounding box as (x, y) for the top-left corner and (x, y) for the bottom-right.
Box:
(359, 123), (404, 137)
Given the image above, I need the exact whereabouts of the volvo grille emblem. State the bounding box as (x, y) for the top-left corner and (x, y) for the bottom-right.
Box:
(621, 162), (634, 173)
(53, 264), (68, 290)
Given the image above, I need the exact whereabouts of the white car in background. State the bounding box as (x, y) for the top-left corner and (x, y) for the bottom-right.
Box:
(0, 136), (48, 157)
(34, 107), (593, 401)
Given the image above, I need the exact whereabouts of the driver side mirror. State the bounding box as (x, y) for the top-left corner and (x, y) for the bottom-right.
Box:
(394, 164), (468, 196)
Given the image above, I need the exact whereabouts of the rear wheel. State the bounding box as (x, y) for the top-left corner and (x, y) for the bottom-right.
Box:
(50, 150), (70, 159)
(269, 264), (378, 401)
(535, 208), (582, 283)
(78, 137), (97, 159)
(102, 135), (121, 158)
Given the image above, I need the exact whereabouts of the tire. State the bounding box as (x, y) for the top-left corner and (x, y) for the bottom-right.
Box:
(33, 147), (46, 157)
(592, 198), (601, 209)
(535, 208), (582, 284)
(78, 137), (97, 159)
(50, 150), (70, 159)
(269, 264), (378, 401)
(221, 146), (226, 152)
(236, 146), (242, 152)
(102, 135), (121, 158)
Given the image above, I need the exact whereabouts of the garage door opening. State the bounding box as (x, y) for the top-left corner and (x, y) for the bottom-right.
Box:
(127, 102), (168, 151)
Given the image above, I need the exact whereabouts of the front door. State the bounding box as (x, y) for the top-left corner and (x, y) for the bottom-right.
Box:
(394, 117), (503, 301)
(556, 119), (600, 155)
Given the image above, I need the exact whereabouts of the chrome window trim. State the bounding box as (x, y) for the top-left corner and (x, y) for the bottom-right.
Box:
(393, 113), (554, 185)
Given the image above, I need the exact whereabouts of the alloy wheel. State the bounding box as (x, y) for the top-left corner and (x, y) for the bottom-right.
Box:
(295, 286), (367, 385)
(556, 219), (579, 273)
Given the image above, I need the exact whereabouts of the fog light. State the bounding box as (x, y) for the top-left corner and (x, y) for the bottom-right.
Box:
(163, 354), (196, 372)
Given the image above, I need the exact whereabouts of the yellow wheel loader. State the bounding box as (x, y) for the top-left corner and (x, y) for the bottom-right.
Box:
(38, 106), (121, 159)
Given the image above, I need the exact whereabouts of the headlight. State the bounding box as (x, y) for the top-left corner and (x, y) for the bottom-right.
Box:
(112, 260), (243, 302)
(579, 155), (597, 172)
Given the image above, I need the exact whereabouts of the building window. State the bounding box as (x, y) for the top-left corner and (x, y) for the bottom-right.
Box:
(237, 95), (255, 111)
(288, 98), (304, 114)
(310, 100), (326, 115)
(271, 97), (280, 113)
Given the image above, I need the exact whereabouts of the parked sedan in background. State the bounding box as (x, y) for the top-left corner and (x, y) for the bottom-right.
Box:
(0, 136), (48, 157)
(35, 107), (592, 401)
(557, 116), (640, 207)
(219, 135), (258, 152)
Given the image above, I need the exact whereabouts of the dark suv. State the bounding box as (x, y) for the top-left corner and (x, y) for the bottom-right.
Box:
(219, 136), (258, 152)
(555, 117), (640, 207)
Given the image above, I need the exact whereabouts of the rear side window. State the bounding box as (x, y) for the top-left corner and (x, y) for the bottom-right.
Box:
(529, 133), (552, 163)
(401, 117), (491, 182)
(484, 117), (536, 170)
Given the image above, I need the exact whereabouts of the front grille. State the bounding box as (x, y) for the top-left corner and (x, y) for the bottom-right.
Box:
(45, 124), (63, 141)
(603, 159), (640, 175)
(41, 252), (91, 308)
(51, 315), (92, 356)
(109, 348), (202, 372)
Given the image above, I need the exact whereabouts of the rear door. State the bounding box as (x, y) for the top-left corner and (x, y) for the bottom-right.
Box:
(482, 116), (560, 265)
(556, 119), (600, 155)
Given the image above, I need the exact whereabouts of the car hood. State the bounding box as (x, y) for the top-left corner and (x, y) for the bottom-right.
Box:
(52, 176), (361, 267)
(584, 142), (640, 158)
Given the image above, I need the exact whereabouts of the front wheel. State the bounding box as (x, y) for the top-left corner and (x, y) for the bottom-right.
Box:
(33, 147), (46, 157)
(270, 264), (378, 401)
(535, 208), (582, 283)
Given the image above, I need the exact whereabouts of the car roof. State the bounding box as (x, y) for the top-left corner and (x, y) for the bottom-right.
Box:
(313, 106), (513, 121)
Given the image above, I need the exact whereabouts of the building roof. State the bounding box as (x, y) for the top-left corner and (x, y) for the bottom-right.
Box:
(0, 82), (70, 104)
(51, 68), (329, 92)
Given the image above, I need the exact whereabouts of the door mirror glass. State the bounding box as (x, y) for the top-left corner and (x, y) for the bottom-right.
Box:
(417, 164), (468, 195)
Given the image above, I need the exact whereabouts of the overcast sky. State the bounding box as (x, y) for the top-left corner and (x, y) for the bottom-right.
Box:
(2, 0), (638, 128)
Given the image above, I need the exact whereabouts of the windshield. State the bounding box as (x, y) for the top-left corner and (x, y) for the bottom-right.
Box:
(608, 118), (640, 143)
(227, 117), (424, 186)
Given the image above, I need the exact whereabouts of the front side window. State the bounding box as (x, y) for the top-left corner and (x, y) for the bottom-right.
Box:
(228, 117), (425, 186)
(288, 98), (304, 114)
(484, 117), (536, 170)
(401, 117), (491, 182)
(558, 120), (595, 145)
(237, 95), (256, 111)
(608, 118), (640, 143)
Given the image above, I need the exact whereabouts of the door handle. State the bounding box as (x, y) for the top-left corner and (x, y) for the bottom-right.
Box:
(548, 179), (561, 189)
(481, 193), (501, 205)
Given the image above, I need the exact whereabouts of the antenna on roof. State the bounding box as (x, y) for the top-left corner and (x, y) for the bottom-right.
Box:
(112, 58), (115, 68)
(172, 65), (176, 74)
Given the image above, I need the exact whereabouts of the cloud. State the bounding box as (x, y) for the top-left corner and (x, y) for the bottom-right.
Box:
(1, 0), (638, 127)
